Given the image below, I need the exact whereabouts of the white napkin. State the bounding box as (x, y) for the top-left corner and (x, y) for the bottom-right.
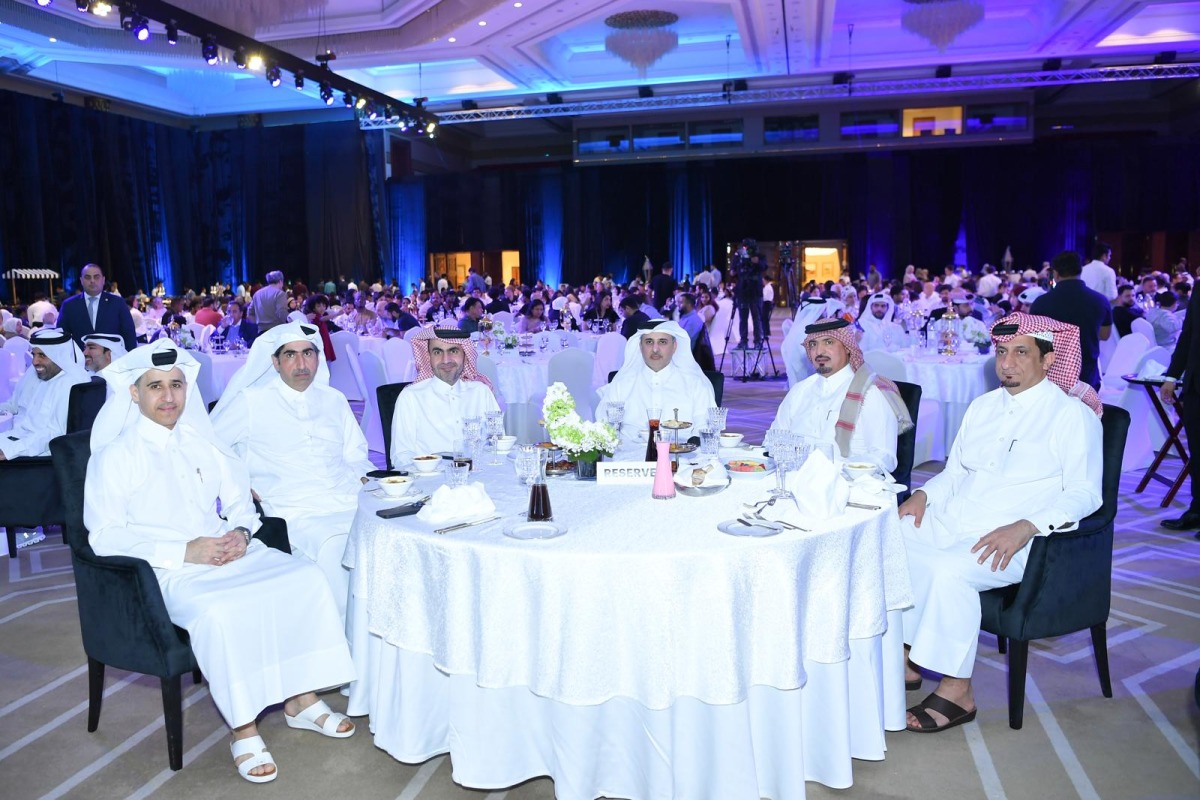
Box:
(1136, 360), (1167, 380)
(416, 483), (496, 525)
(784, 449), (851, 520)
(675, 457), (728, 488)
(847, 473), (907, 495)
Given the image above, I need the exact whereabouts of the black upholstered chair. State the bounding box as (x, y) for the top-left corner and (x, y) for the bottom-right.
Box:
(979, 404), (1130, 730)
(377, 381), (411, 470)
(605, 369), (725, 408)
(50, 430), (294, 770)
(891, 380), (922, 504)
(2, 379), (107, 557)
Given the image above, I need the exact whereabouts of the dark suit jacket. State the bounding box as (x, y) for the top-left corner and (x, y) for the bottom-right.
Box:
(1166, 285), (1200, 395)
(59, 292), (137, 352)
(620, 310), (651, 339)
(220, 319), (259, 347)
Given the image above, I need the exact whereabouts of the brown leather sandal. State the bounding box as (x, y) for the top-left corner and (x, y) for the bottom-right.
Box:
(906, 693), (977, 733)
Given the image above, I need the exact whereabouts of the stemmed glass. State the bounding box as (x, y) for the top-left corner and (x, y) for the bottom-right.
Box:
(462, 417), (483, 465)
(768, 431), (803, 499)
(485, 410), (506, 466)
(515, 444), (540, 487)
(604, 400), (625, 446)
(538, 334), (549, 353)
(707, 407), (729, 433)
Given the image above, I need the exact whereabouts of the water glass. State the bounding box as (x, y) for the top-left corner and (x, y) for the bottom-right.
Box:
(485, 411), (506, 465)
(707, 407), (729, 432)
(538, 336), (549, 352)
(559, 333), (570, 349)
(514, 445), (540, 487)
(604, 400), (626, 429)
(448, 462), (470, 487)
(699, 428), (719, 458)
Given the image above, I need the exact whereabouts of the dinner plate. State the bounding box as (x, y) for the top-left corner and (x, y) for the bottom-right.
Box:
(717, 519), (781, 538)
(722, 457), (776, 479)
(503, 520), (568, 540)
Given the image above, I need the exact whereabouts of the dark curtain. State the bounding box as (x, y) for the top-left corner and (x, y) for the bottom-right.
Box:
(304, 122), (378, 286)
(364, 131), (393, 284)
(388, 179), (426, 294)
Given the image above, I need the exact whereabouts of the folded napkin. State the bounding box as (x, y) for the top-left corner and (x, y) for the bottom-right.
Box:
(416, 483), (496, 526)
(675, 456), (728, 488)
(1136, 360), (1167, 380)
(785, 449), (851, 520)
(847, 473), (907, 495)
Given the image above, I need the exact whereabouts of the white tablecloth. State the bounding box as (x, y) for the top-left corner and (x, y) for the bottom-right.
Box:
(345, 462), (912, 799)
(900, 350), (993, 462)
(207, 352), (247, 399)
(0, 411), (11, 433)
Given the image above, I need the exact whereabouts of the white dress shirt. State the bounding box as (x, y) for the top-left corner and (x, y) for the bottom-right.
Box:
(0, 368), (88, 459)
(1080, 260), (1118, 300)
(596, 361), (716, 458)
(769, 364), (899, 472)
(390, 378), (500, 466)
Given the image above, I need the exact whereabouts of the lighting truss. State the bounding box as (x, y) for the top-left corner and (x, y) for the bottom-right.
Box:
(404, 63), (1200, 127)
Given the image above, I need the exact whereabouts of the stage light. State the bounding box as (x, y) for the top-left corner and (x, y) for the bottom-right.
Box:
(343, 92), (354, 108)
(265, 63), (281, 87)
(202, 35), (219, 65)
(234, 47), (248, 69)
(166, 22), (178, 45)
(320, 83), (333, 104)
(92, 1), (110, 15)
(355, 96), (368, 110)
(131, 15), (150, 42)
(425, 120), (437, 134)
(294, 71), (305, 90)
(75, 0), (89, 11)
(247, 54), (264, 71)
(37, 0), (52, 7)
(366, 102), (379, 120)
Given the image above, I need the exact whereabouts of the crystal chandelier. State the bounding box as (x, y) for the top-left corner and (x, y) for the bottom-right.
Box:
(604, 11), (679, 79)
(901, 0), (985, 52)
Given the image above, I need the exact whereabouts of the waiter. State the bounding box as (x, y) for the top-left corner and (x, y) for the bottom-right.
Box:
(59, 263), (137, 352)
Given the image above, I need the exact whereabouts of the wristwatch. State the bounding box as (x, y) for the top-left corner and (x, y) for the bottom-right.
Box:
(233, 526), (251, 546)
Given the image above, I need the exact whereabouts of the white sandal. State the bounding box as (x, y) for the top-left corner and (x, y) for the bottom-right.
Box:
(230, 735), (277, 784)
(284, 699), (355, 739)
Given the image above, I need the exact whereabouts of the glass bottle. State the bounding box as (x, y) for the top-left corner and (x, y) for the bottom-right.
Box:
(527, 450), (553, 521)
(652, 433), (676, 500)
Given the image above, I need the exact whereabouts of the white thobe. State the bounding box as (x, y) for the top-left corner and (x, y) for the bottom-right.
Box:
(1080, 260), (1118, 300)
(212, 380), (373, 620)
(769, 364), (899, 472)
(859, 320), (905, 353)
(912, 293), (943, 315)
(0, 369), (88, 459)
(85, 415), (354, 728)
(596, 362), (716, 459)
(390, 378), (500, 467)
(902, 378), (1102, 678)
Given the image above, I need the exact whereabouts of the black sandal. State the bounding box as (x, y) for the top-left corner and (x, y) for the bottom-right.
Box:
(906, 693), (977, 733)
(905, 676), (922, 691)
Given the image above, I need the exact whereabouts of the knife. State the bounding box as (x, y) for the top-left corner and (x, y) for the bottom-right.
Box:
(847, 502), (882, 511)
(435, 516), (500, 535)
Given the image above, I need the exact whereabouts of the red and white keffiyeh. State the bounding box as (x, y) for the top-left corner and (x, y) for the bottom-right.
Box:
(410, 328), (496, 393)
(990, 312), (1103, 417)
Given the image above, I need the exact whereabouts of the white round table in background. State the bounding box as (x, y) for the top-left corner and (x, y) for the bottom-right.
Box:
(207, 352), (247, 399)
(900, 350), (993, 462)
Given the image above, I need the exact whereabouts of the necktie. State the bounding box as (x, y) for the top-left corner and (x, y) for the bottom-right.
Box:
(87, 296), (98, 329)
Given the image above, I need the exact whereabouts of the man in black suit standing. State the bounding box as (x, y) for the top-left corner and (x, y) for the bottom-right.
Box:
(59, 263), (137, 353)
(1159, 286), (1200, 536)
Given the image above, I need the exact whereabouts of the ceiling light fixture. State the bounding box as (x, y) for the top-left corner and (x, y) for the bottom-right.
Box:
(92, 1), (110, 16)
(265, 63), (281, 86)
(319, 82), (333, 104)
(355, 95), (368, 110)
(448, 37), (456, 43)
(75, 0), (90, 11)
(37, 0), (52, 7)
(247, 54), (263, 71)
(202, 34), (219, 65)
(478, 20), (487, 26)
(234, 47), (247, 69)
(604, 10), (679, 79)
(294, 70), (304, 90)
(165, 21), (178, 44)
(343, 92), (354, 108)
(901, 0), (984, 53)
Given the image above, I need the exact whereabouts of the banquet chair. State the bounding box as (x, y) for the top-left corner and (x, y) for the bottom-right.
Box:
(1097, 329), (1119, 374)
(0, 349), (21, 404)
(979, 404), (1129, 730)
(198, 324), (215, 352)
(185, 323), (206, 346)
(2, 379), (106, 557)
(50, 431), (294, 771)
(377, 382), (412, 470)
(4, 336), (30, 360)
(382, 336), (416, 383)
(547, 348), (597, 422)
(891, 381), (922, 504)
(327, 333), (363, 401)
(188, 349), (217, 408)
(1100, 332), (1150, 393)
(491, 311), (513, 331)
(592, 332), (626, 388)
(404, 325), (426, 342)
(356, 350), (389, 454)
(780, 318), (793, 341)
(1130, 317), (1156, 345)
(710, 298), (735, 354)
(863, 350), (906, 383)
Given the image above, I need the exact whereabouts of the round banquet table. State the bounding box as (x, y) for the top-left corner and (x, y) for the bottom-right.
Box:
(0, 411), (11, 433)
(206, 352), (247, 399)
(899, 350), (993, 463)
(344, 460), (913, 800)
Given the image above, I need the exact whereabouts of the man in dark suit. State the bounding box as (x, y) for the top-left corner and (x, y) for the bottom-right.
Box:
(1159, 286), (1200, 535)
(58, 263), (137, 353)
(217, 299), (259, 348)
(1029, 251), (1112, 390)
(618, 295), (651, 339)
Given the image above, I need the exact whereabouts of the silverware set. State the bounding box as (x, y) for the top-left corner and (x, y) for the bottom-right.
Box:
(435, 516), (501, 535)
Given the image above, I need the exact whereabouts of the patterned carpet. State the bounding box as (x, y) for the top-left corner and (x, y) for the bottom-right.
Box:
(1, 367), (1197, 799)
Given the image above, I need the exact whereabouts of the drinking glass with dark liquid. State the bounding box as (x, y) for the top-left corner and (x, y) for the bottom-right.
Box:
(645, 406), (662, 462)
(527, 450), (553, 521)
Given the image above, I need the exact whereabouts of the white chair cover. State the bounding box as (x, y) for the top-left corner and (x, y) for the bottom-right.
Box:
(592, 332), (627, 388)
(862, 350), (906, 383)
(1130, 317), (1156, 345)
(491, 311), (513, 331)
(1098, 329), (1119, 374)
(331, 329), (360, 356)
(356, 350), (389, 454)
(1100, 332), (1150, 393)
(328, 336), (364, 401)
(0, 350), (19, 404)
(780, 318), (793, 341)
(3, 337), (30, 359)
(199, 324), (215, 352)
(382, 337), (416, 383)
(185, 322), (206, 344)
(1106, 346), (1171, 472)
(404, 325), (427, 342)
(188, 349), (217, 408)
(710, 298), (735, 354)
(547, 348), (597, 422)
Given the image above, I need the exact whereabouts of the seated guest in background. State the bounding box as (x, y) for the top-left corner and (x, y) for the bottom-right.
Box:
(596, 321), (717, 455)
(484, 286), (509, 316)
(515, 299), (547, 333)
(676, 292), (716, 372)
(212, 324), (372, 621)
(86, 340), (356, 784)
(1015, 286), (1045, 313)
(26, 291), (55, 326)
(217, 299), (259, 348)
(618, 296), (651, 339)
(82, 333), (127, 373)
(303, 294), (339, 362)
(583, 291), (619, 327)
(193, 297), (223, 327)
(1, 329), (90, 462)
(858, 292), (902, 352)
(390, 329), (500, 467)
(381, 301), (419, 337)
(899, 314), (1102, 734)
(1110, 285), (1146, 338)
(459, 297), (485, 335)
(2, 317), (29, 341)
(637, 292), (662, 321)
(1148, 291), (1182, 347)
(1030, 251), (1111, 390)
(770, 318), (911, 472)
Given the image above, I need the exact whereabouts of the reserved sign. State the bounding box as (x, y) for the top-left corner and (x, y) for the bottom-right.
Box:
(597, 461), (659, 485)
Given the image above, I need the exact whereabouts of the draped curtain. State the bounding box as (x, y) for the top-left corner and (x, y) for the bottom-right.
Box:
(389, 179), (426, 293)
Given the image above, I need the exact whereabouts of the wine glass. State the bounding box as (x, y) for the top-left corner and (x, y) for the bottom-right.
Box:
(538, 335), (549, 353)
(515, 444), (540, 487)
(707, 407), (729, 433)
(604, 400), (625, 445)
(769, 431), (800, 499)
(485, 411), (505, 466)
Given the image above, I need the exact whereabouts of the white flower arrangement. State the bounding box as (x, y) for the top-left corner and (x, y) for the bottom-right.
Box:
(962, 326), (990, 346)
(542, 382), (618, 463)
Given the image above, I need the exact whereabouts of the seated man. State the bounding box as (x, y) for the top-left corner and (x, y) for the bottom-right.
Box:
(85, 340), (356, 784)
(82, 333), (127, 373)
(596, 321), (717, 456)
(676, 292), (716, 371)
(390, 328), (501, 466)
(780, 297), (843, 388)
(211, 323), (373, 620)
(769, 318), (912, 472)
(217, 299), (259, 348)
(459, 296), (485, 335)
(898, 313), (1103, 733)
(1, 329), (90, 461)
(858, 292), (904, 352)
(618, 296), (651, 339)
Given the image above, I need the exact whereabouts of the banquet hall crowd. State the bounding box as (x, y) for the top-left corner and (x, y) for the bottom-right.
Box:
(0, 244), (1192, 782)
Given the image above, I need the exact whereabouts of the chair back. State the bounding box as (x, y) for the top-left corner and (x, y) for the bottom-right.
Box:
(592, 332), (626, 387)
(404, 325), (427, 342)
(185, 323), (205, 344)
(1134, 346), (1169, 375)
(0, 350), (20, 404)
(67, 379), (108, 433)
(1100, 332), (1149, 391)
(330, 329), (359, 356)
(982, 355), (1001, 392)
(863, 350), (907, 383)
(780, 318), (793, 341)
(1129, 317), (1156, 344)
(4, 336), (30, 358)
(199, 324), (215, 351)
(382, 336), (416, 383)
(710, 298), (735, 354)
(476, 355), (502, 398)
(49, 431), (92, 554)
(377, 382), (411, 470)
(703, 369), (725, 407)
(327, 338), (363, 401)
(891, 381), (922, 501)
(357, 351), (389, 454)
(491, 311), (514, 331)
(548, 348), (597, 421)
(1095, 404), (1131, 526)
(188, 349), (216, 407)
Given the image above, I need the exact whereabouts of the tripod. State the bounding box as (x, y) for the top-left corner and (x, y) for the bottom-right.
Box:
(719, 301), (780, 381)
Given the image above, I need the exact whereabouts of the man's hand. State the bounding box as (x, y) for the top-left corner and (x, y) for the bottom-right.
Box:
(0, 452), (7, 462)
(971, 520), (1038, 571)
(184, 531), (245, 567)
(251, 488), (261, 502)
(1160, 380), (1177, 406)
(898, 490), (927, 527)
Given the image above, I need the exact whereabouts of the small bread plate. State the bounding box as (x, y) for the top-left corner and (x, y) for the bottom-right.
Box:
(717, 519), (782, 538)
(722, 456), (777, 479)
(503, 520), (568, 540)
(675, 473), (732, 497)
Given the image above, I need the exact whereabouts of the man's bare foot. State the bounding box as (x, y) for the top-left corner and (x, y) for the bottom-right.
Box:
(232, 723), (276, 779)
(906, 677), (976, 730)
(284, 692), (354, 734)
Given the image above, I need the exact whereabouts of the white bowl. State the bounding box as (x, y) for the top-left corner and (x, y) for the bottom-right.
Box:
(378, 475), (414, 496)
(719, 432), (744, 448)
(496, 435), (517, 453)
(411, 455), (441, 474)
(844, 462), (878, 480)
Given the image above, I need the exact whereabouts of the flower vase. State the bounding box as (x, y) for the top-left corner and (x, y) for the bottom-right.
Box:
(574, 458), (598, 481)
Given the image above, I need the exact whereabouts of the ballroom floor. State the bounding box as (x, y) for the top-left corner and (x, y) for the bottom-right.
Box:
(1, 367), (1197, 800)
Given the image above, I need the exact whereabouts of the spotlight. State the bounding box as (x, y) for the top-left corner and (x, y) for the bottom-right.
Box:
(91, 1), (110, 16)
(343, 92), (354, 108)
(1154, 51), (1177, 65)
(461, 99), (478, 110)
(732, 79), (748, 91)
(37, 0), (52, 7)
(366, 102), (379, 120)
(637, 85), (653, 98)
(319, 82), (333, 104)
(75, 0), (90, 11)
(355, 95), (368, 110)
(546, 92), (563, 104)
(425, 120), (436, 134)
(832, 71), (854, 85)
(234, 47), (248, 69)
(386, 106), (400, 123)
(131, 15), (150, 42)
(265, 63), (281, 87)
(247, 54), (264, 71)
(202, 34), (219, 65)
(294, 70), (305, 90)
(166, 21), (178, 45)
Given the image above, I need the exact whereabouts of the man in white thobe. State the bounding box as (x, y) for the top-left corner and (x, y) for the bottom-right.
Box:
(211, 323), (373, 621)
(85, 340), (356, 784)
(780, 297), (844, 388)
(595, 321), (717, 457)
(770, 318), (911, 473)
(899, 313), (1103, 734)
(1, 328), (91, 461)
(1080, 243), (1118, 301)
(857, 292), (904, 353)
(82, 332), (127, 373)
(390, 328), (501, 467)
